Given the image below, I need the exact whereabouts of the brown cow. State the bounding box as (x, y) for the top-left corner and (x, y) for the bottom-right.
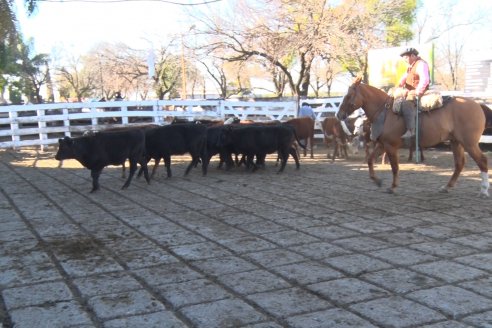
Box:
(284, 117), (315, 158)
(321, 117), (357, 162)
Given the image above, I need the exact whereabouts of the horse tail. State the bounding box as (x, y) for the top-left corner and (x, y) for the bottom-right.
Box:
(480, 104), (492, 129)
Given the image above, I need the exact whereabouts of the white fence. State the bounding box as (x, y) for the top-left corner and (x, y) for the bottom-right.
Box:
(0, 98), (341, 149)
(1, 96), (491, 149)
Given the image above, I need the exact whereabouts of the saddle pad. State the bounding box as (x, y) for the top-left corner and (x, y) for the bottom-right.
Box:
(420, 92), (443, 111)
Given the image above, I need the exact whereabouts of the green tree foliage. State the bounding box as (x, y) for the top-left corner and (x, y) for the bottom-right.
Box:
(333, 0), (417, 83)
(16, 40), (50, 103)
(153, 54), (181, 100)
(1, 0), (43, 103)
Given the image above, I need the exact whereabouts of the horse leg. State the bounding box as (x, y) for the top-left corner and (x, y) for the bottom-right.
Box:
(440, 141), (465, 193)
(407, 146), (414, 162)
(368, 142), (383, 187)
(384, 146), (400, 194)
(464, 143), (489, 197)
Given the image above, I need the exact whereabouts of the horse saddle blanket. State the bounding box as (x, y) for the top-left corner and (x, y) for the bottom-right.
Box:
(390, 88), (444, 113)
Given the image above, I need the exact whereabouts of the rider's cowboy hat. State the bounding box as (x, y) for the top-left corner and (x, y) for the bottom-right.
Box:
(400, 47), (419, 57)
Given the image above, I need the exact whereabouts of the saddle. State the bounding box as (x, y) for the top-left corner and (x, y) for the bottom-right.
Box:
(390, 88), (453, 114)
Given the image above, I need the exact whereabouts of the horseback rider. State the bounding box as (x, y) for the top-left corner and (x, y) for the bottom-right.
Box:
(398, 47), (430, 139)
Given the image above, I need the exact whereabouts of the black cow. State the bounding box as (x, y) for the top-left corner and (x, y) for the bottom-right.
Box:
(83, 124), (159, 178)
(55, 129), (150, 192)
(141, 123), (209, 178)
(205, 124), (236, 169)
(216, 124), (303, 173)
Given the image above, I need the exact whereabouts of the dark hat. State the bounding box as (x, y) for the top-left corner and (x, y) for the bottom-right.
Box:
(400, 47), (419, 56)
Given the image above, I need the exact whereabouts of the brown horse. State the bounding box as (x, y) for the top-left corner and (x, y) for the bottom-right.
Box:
(336, 76), (489, 197)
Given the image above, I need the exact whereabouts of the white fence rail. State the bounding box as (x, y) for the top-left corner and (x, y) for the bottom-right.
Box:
(1, 96), (491, 149)
(0, 99), (341, 149)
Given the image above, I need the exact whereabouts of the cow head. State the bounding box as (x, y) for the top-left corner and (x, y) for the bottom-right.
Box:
(55, 136), (75, 161)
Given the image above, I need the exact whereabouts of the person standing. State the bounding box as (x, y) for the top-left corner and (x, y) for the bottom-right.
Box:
(398, 47), (430, 138)
(299, 102), (316, 121)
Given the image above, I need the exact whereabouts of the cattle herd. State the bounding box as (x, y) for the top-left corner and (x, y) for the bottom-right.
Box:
(54, 115), (377, 192)
(55, 117), (323, 192)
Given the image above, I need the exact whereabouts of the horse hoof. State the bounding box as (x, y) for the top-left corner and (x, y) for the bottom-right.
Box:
(385, 187), (394, 194)
(439, 186), (449, 193)
(479, 192), (489, 199)
(371, 178), (382, 187)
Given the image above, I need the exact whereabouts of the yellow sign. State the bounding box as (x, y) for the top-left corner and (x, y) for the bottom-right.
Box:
(368, 44), (434, 89)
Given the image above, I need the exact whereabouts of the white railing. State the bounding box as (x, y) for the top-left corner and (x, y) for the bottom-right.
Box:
(0, 98), (341, 149)
(1, 95), (490, 149)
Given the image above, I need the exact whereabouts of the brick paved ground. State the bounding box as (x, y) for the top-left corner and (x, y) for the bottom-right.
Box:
(1, 146), (492, 328)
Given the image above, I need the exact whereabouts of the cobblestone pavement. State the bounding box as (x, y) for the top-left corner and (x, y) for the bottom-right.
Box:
(1, 146), (492, 328)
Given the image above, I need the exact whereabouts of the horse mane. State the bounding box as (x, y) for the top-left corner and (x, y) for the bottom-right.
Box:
(354, 79), (390, 100)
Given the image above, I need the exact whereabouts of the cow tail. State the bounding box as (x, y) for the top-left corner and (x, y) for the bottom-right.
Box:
(293, 129), (307, 149)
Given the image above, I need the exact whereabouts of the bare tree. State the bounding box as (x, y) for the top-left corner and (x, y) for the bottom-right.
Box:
(416, 1), (488, 90)
(193, 0), (336, 100)
(57, 55), (96, 102)
(199, 58), (229, 98)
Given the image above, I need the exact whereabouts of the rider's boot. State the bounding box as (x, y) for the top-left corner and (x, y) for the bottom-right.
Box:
(401, 102), (416, 139)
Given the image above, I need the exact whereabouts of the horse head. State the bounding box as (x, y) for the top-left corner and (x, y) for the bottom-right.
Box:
(336, 76), (364, 121)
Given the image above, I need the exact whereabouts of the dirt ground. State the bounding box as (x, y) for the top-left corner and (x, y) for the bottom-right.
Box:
(1, 143), (492, 328)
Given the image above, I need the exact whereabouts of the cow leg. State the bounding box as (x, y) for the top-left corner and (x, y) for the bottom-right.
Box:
(121, 162), (126, 178)
(201, 151), (210, 176)
(303, 138), (307, 157)
(122, 159), (138, 189)
(331, 141), (339, 162)
(139, 157), (150, 184)
(185, 156), (199, 176)
(256, 154), (266, 169)
(163, 155), (172, 178)
(224, 153), (235, 170)
(310, 136), (314, 159)
(277, 150), (289, 173)
(149, 158), (161, 178)
(342, 142), (349, 159)
(290, 146), (300, 169)
(90, 169), (102, 193)
(248, 155), (258, 172)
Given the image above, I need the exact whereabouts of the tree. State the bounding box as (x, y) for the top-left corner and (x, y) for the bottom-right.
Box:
(415, 0), (489, 90)
(1, 0), (36, 43)
(57, 55), (96, 102)
(332, 0), (416, 83)
(15, 39), (51, 103)
(84, 42), (147, 100)
(153, 53), (181, 99)
(199, 57), (229, 98)
(194, 0), (335, 99)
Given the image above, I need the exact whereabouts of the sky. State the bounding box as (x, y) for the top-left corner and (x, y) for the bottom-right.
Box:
(15, 0), (492, 62)
(14, 0), (220, 57)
